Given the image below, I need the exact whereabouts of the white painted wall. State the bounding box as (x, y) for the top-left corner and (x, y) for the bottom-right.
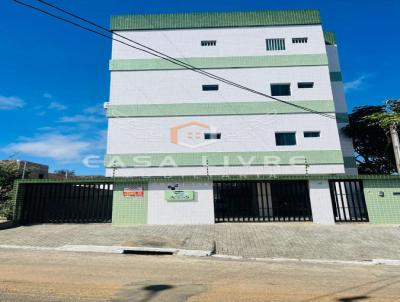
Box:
(112, 25), (326, 59)
(109, 66), (332, 104)
(107, 113), (341, 154)
(309, 180), (335, 224)
(147, 181), (214, 224)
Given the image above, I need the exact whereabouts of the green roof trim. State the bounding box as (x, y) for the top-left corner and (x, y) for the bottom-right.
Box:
(324, 32), (336, 45)
(111, 10), (321, 31)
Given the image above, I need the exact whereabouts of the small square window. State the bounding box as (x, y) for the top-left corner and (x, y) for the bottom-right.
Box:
(201, 40), (216, 46)
(202, 84), (219, 91)
(275, 132), (296, 146)
(304, 131), (320, 138)
(298, 82), (314, 89)
(204, 133), (221, 139)
(271, 84), (291, 96)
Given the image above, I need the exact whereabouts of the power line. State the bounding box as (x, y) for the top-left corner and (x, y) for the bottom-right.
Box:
(14, 0), (336, 119)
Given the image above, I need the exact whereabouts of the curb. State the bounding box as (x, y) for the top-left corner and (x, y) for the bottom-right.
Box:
(0, 244), (213, 257)
(212, 254), (400, 266)
(0, 244), (398, 265)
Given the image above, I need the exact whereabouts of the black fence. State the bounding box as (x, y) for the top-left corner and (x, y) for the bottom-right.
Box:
(329, 180), (369, 222)
(213, 180), (312, 222)
(19, 182), (113, 224)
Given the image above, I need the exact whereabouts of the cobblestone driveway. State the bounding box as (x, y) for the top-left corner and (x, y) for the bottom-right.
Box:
(0, 223), (399, 261)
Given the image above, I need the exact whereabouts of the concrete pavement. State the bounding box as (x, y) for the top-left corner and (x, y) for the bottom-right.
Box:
(0, 223), (399, 261)
(0, 248), (399, 301)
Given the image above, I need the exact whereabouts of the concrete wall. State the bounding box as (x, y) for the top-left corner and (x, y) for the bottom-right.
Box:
(326, 43), (357, 175)
(363, 179), (400, 224)
(112, 25), (326, 59)
(112, 181), (214, 225)
(109, 66), (333, 104)
(309, 180), (335, 224)
(148, 181), (214, 224)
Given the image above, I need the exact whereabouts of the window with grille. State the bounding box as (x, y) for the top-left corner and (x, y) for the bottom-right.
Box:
(266, 38), (285, 51)
(201, 40), (216, 46)
(292, 37), (308, 44)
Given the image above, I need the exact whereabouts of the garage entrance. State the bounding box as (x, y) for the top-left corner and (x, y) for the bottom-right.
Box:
(213, 180), (312, 222)
(19, 182), (113, 224)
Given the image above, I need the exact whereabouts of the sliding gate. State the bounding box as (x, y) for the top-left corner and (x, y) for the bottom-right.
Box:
(213, 180), (312, 222)
(20, 182), (113, 224)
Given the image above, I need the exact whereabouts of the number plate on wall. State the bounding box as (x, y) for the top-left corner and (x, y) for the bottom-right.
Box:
(165, 190), (195, 201)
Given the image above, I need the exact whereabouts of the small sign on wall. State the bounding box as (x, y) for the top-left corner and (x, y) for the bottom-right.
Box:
(165, 190), (195, 201)
(123, 186), (144, 197)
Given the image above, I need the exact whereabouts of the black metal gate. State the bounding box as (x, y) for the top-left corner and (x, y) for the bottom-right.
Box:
(329, 180), (369, 222)
(213, 180), (312, 222)
(20, 182), (113, 224)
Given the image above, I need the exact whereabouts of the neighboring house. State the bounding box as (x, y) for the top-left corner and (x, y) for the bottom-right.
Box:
(103, 10), (358, 225)
(0, 160), (48, 179)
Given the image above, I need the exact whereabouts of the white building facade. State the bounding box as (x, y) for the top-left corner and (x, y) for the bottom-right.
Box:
(105, 10), (356, 225)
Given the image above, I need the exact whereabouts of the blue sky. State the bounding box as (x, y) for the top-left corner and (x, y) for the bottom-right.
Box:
(1, 0), (399, 175)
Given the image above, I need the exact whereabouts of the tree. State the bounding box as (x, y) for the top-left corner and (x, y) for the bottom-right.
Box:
(54, 169), (76, 178)
(343, 105), (396, 174)
(0, 162), (22, 220)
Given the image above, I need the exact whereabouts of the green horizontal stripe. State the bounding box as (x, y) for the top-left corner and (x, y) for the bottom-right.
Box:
(109, 54), (328, 71)
(324, 32), (336, 45)
(336, 112), (349, 123)
(344, 156), (357, 168)
(330, 71), (342, 82)
(107, 100), (335, 118)
(105, 151), (344, 168)
(111, 10), (321, 31)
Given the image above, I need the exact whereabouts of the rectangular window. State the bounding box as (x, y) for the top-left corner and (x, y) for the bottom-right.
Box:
(271, 84), (291, 96)
(266, 38), (285, 51)
(204, 133), (221, 139)
(201, 40), (216, 46)
(292, 37), (308, 44)
(202, 84), (219, 91)
(304, 131), (320, 138)
(298, 82), (314, 89)
(275, 132), (296, 146)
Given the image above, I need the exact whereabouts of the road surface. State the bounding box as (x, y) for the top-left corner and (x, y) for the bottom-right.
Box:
(0, 249), (399, 301)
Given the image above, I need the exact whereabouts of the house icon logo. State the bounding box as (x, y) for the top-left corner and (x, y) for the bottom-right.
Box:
(170, 121), (218, 148)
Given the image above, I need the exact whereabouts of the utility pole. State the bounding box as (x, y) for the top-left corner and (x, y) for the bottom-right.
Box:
(390, 123), (400, 173)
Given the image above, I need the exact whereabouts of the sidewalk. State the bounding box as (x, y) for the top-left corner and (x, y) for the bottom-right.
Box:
(0, 223), (399, 261)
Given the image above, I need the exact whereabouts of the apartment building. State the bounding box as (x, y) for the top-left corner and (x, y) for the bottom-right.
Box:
(105, 10), (357, 225)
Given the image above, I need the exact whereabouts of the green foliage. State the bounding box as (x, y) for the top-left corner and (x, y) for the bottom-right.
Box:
(343, 106), (396, 174)
(366, 99), (400, 129)
(0, 162), (22, 220)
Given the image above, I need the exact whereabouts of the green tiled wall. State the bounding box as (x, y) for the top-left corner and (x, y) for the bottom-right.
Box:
(363, 179), (400, 224)
(112, 183), (148, 225)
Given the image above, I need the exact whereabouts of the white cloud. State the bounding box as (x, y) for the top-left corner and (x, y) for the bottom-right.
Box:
(58, 114), (105, 124)
(48, 101), (67, 111)
(2, 134), (95, 163)
(0, 95), (25, 110)
(84, 104), (105, 115)
(344, 73), (373, 92)
(43, 92), (53, 99)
